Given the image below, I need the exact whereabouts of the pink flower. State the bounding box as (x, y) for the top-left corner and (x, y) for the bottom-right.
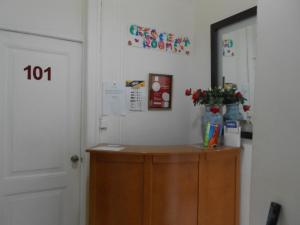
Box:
(185, 88), (192, 96)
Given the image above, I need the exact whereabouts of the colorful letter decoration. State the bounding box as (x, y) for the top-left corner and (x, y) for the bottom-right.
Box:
(128, 24), (191, 55)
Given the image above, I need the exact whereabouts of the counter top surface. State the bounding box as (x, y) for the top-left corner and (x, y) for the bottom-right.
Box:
(86, 144), (240, 155)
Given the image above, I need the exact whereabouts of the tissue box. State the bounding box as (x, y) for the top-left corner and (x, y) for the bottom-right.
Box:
(224, 121), (241, 147)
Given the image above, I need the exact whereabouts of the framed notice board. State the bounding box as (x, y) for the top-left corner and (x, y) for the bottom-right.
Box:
(148, 73), (173, 110)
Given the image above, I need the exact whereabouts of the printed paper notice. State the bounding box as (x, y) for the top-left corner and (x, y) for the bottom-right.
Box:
(126, 80), (147, 112)
(103, 81), (126, 116)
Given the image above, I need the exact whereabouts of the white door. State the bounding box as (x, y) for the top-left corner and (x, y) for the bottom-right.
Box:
(0, 31), (82, 225)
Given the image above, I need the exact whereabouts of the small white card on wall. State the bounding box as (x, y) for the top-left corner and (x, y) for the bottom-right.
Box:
(103, 81), (127, 116)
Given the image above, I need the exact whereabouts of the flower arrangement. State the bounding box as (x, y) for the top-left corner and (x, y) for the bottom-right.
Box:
(185, 87), (224, 106)
(185, 86), (251, 113)
(223, 87), (246, 105)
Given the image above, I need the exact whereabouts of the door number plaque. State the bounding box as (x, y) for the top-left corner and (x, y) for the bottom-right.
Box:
(24, 65), (52, 81)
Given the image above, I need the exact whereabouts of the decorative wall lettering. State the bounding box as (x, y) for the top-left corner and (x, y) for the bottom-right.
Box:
(128, 25), (191, 55)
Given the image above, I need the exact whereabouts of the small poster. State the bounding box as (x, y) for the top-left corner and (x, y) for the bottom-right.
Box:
(126, 80), (147, 112)
(223, 39), (235, 57)
(148, 74), (173, 110)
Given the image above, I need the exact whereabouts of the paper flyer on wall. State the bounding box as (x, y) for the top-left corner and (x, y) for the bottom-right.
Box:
(126, 80), (147, 112)
(102, 81), (127, 116)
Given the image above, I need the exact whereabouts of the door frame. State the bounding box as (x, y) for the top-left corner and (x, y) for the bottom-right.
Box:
(80, 0), (103, 224)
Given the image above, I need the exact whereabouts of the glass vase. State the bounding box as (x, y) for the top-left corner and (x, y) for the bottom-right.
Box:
(224, 103), (244, 121)
(201, 105), (223, 147)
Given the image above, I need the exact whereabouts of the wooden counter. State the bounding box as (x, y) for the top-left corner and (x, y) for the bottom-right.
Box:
(87, 145), (240, 225)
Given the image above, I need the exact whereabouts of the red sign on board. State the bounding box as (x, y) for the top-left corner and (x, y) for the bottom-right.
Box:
(148, 74), (173, 110)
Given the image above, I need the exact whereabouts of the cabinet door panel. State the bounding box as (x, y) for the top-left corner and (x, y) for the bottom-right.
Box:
(201, 152), (240, 225)
(89, 155), (144, 225)
(151, 155), (199, 225)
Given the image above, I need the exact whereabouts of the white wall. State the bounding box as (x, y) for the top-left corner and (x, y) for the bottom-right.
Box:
(100, 0), (197, 145)
(99, 0), (257, 145)
(250, 0), (300, 224)
(0, 0), (84, 41)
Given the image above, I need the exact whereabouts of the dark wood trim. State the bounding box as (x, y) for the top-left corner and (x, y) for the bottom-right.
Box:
(211, 6), (257, 87)
(211, 6), (257, 140)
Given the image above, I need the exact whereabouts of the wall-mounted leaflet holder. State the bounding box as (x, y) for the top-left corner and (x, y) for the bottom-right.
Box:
(102, 81), (127, 116)
(224, 120), (241, 147)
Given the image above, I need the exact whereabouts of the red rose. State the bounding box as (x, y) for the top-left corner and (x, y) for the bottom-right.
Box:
(235, 92), (243, 98)
(243, 105), (251, 112)
(210, 106), (220, 114)
(185, 88), (192, 96)
(192, 90), (200, 102)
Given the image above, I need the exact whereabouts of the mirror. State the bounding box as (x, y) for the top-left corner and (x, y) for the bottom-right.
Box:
(211, 6), (257, 139)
